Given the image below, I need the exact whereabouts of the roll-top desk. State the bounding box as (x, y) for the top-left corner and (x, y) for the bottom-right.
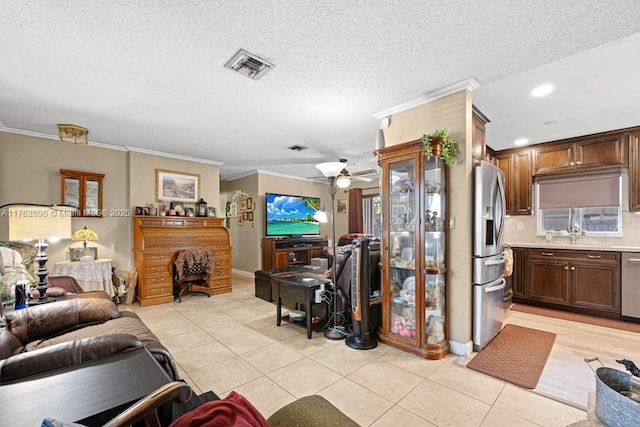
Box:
(133, 216), (232, 306)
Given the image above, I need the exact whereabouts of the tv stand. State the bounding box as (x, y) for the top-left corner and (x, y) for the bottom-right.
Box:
(261, 237), (323, 270)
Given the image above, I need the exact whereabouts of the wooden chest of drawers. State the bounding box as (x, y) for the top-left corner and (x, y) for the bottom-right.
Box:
(133, 216), (232, 306)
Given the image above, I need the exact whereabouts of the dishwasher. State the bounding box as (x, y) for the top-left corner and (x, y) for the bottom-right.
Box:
(621, 253), (640, 321)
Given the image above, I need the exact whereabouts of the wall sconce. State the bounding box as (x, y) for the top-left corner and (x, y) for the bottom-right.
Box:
(58, 124), (88, 145)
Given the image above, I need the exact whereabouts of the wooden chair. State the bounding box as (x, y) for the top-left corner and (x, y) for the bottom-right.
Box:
(174, 249), (213, 303)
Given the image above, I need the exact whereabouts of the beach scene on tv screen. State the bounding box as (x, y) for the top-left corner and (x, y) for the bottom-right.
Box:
(266, 194), (320, 235)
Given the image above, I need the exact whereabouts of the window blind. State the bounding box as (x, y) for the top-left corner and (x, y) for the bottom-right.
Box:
(538, 172), (620, 209)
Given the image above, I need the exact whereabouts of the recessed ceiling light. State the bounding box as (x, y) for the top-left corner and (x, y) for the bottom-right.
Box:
(514, 138), (529, 146)
(531, 84), (554, 97)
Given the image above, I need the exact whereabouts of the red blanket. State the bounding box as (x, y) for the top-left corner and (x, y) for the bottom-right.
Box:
(169, 391), (269, 427)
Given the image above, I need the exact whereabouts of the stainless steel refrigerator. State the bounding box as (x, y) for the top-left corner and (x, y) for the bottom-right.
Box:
(473, 161), (506, 351)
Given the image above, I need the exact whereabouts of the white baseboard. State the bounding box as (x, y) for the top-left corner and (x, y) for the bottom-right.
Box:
(448, 339), (473, 356)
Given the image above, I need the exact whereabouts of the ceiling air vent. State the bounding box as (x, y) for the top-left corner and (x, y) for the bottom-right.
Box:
(224, 49), (275, 80)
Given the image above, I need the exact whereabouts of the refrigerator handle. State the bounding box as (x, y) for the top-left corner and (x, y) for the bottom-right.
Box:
(484, 257), (505, 266)
(484, 277), (506, 293)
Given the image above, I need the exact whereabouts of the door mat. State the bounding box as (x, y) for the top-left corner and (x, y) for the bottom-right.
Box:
(466, 324), (556, 389)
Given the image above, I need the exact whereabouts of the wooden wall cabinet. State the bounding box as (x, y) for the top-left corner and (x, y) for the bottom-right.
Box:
(376, 140), (449, 359)
(514, 247), (620, 318)
(261, 237), (322, 270)
(629, 132), (640, 212)
(495, 151), (532, 215)
(471, 106), (490, 162)
(533, 133), (628, 175)
(133, 216), (232, 306)
(60, 169), (105, 217)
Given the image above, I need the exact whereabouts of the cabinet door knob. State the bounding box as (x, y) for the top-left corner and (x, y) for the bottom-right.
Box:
(541, 252), (554, 256)
(569, 161), (575, 167)
(565, 266), (569, 270)
(571, 266), (576, 271)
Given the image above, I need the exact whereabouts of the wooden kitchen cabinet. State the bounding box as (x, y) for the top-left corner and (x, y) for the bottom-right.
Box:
(471, 106), (490, 162)
(628, 131), (640, 212)
(517, 248), (620, 318)
(533, 133), (627, 175)
(495, 150), (532, 215)
(510, 246), (526, 298)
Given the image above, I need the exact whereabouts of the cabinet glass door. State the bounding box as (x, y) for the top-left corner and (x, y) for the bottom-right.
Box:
(425, 156), (446, 345)
(388, 157), (417, 341)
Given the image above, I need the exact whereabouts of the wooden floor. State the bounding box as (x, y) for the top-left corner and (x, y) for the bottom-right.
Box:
(505, 305), (640, 410)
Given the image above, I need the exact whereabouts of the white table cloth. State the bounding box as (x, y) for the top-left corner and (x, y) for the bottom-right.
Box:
(52, 259), (114, 297)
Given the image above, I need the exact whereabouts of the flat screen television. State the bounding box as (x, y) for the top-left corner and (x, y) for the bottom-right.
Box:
(265, 193), (321, 237)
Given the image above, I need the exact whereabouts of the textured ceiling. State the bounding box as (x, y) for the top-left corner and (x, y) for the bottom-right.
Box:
(1, 1), (640, 180)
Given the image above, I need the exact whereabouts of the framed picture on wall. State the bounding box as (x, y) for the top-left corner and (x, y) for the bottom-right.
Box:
(246, 198), (253, 210)
(337, 199), (348, 214)
(237, 214), (243, 226)
(248, 212), (254, 221)
(156, 169), (200, 203)
(240, 200), (247, 211)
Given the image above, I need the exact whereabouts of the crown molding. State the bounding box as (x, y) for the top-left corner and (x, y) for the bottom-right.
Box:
(372, 77), (481, 119)
(221, 168), (328, 183)
(125, 146), (222, 166)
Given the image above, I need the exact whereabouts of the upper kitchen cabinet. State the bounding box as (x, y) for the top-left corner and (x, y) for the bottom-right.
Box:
(495, 150), (532, 216)
(533, 132), (628, 176)
(471, 106), (490, 162)
(628, 131), (640, 212)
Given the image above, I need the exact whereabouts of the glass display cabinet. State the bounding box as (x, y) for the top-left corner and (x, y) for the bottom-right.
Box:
(376, 140), (449, 359)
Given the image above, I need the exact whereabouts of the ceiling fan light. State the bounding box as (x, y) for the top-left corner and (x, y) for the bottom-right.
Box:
(336, 175), (351, 188)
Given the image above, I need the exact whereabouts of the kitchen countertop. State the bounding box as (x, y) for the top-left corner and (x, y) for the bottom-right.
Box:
(507, 242), (640, 252)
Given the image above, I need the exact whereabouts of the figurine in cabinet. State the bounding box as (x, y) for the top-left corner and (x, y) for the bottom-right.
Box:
(426, 316), (445, 344)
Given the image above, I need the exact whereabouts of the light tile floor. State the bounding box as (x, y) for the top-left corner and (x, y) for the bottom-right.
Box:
(127, 274), (614, 426)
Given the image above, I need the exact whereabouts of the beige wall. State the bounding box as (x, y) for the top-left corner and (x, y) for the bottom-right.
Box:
(223, 171), (367, 273)
(1, 131), (221, 273)
(0, 131), (130, 268)
(383, 90), (473, 352)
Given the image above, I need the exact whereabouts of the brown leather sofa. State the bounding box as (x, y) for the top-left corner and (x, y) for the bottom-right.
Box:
(0, 291), (178, 382)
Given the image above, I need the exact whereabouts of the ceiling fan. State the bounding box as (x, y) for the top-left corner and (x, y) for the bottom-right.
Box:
(308, 158), (378, 185)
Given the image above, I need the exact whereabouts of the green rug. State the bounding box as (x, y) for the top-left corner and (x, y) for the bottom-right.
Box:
(268, 395), (359, 427)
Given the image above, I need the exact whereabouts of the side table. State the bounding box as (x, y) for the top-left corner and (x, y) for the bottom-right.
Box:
(52, 259), (114, 296)
(275, 274), (330, 339)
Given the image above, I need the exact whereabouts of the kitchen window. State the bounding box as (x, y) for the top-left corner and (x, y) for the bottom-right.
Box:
(536, 172), (622, 236)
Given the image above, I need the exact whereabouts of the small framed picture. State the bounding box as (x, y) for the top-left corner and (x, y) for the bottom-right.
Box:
(337, 199), (348, 214)
(243, 212), (248, 220)
(135, 206), (145, 216)
(246, 198), (253, 210)
(237, 214), (244, 226)
(70, 247), (98, 261)
(207, 206), (217, 217)
(185, 207), (194, 217)
(240, 199), (247, 211)
(142, 207), (150, 216)
(248, 212), (254, 221)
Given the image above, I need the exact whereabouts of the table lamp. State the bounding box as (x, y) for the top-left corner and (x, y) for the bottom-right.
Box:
(72, 225), (99, 253)
(315, 161), (350, 340)
(5, 204), (75, 302)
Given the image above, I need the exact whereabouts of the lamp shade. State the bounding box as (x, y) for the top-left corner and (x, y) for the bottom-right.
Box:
(9, 206), (73, 242)
(313, 207), (329, 223)
(315, 162), (346, 178)
(72, 226), (99, 243)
